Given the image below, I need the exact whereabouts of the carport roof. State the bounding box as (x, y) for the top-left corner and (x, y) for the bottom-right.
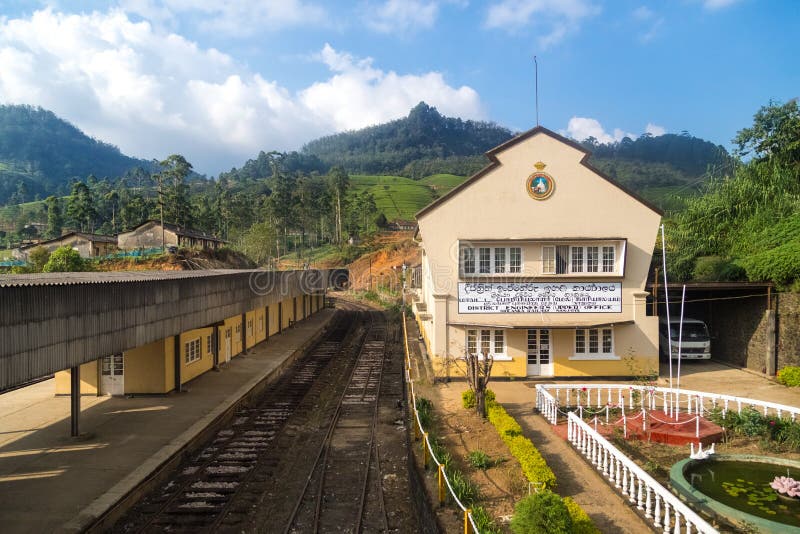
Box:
(646, 281), (773, 291)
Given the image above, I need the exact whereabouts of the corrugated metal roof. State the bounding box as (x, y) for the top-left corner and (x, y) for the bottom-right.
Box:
(0, 269), (259, 287)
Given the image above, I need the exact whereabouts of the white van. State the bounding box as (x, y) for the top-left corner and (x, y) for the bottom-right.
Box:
(659, 317), (711, 360)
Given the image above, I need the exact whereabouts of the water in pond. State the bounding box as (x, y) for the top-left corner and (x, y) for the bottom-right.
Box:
(685, 460), (800, 526)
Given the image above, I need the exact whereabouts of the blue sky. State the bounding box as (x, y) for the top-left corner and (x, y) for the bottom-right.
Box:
(0, 0), (797, 175)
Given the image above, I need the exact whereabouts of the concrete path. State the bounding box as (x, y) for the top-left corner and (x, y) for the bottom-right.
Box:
(658, 360), (800, 406)
(0, 309), (334, 534)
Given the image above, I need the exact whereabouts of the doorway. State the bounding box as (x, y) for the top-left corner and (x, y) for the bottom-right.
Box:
(225, 327), (232, 363)
(100, 353), (124, 395)
(527, 329), (553, 376)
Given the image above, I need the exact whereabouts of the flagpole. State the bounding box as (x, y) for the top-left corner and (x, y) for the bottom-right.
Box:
(661, 224), (673, 391)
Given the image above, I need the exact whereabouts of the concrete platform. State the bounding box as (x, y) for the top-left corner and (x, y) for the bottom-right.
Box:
(0, 309), (335, 534)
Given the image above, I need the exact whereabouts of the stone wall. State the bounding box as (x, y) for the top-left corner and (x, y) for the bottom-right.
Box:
(777, 292), (800, 369)
(703, 294), (767, 371)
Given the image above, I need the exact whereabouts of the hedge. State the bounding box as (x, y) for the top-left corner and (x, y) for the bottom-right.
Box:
(563, 497), (601, 534)
(778, 366), (800, 387)
(487, 402), (556, 489)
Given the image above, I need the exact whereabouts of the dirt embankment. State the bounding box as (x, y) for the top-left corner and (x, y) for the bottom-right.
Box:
(93, 248), (256, 272)
(346, 234), (420, 291)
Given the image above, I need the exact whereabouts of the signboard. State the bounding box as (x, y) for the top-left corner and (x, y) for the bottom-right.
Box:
(458, 282), (621, 314)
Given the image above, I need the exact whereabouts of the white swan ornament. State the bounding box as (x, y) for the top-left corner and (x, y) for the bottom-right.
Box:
(689, 442), (716, 460)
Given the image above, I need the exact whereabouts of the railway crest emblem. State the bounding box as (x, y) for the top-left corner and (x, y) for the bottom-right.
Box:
(526, 161), (555, 201)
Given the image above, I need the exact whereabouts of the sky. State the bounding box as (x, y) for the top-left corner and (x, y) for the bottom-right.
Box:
(0, 0), (797, 176)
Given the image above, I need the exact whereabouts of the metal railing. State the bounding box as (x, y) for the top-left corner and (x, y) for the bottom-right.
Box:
(402, 313), (480, 534)
(567, 412), (717, 533)
(536, 383), (800, 425)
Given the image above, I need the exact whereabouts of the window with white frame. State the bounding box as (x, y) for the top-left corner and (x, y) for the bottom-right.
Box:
(461, 246), (522, 276)
(466, 329), (506, 357)
(602, 246), (615, 272)
(542, 243), (620, 275)
(185, 338), (202, 364)
(574, 328), (614, 358)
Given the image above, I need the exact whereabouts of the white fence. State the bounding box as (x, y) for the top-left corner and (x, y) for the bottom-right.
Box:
(536, 383), (800, 425)
(403, 314), (480, 533)
(567, 412), (718, 533)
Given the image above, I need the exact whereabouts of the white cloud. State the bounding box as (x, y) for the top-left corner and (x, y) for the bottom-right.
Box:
(362, 0), (439, 34)
(631, 5), (663, 43)
(564, 117), (668, 143)
(0, 10), (483, 174)
(645, 122), (666, 136)
(564, 117), (635, 144)
(702, 0), (742, 10)
(301, 44), (483, 132)
(485, 0), (599, 48)
(120, 0), (327, 36)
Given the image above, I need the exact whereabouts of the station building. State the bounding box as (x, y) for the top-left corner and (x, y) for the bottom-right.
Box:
(55, 292), (324, 396)
(412, 126), (663, 379)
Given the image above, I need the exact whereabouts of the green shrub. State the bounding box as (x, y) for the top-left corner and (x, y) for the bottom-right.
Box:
(468, 450), (492, 470)
(471, 505), (502, 534)
(693, 255), (746, 281)
(778, 366), (800, 387)
(511, 490), (573, 534)
(43, 246), (89, 272)
(430, 438), (453, 472)
(463, 389), (476, 409)
(416, 397), (434, 429)
(740, 241), (800, 285)
(462, 388), (496, 410)
(448, 468), (479, 505)
(563, 497), (600, 534)
(737, 406), (769, 437)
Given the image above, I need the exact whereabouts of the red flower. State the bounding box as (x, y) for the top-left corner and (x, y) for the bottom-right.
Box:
(581, 387), (587, 392)
(770, 420), (776, 426)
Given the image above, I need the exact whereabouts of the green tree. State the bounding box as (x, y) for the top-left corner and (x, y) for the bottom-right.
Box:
(27, 246), (51, 272)
(237, 221), (278, 266)
(44, 196), (63, 238)
(42, 245), (88, 272)
(327, 167), (349, 244)
(734, 99), (800, 167)
(267, 167), (298, 256)
(66, 181), (97, 232)
(156, 154), (193, 228)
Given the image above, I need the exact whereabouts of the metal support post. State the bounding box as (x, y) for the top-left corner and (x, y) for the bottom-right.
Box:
(70, 366), (80, 437)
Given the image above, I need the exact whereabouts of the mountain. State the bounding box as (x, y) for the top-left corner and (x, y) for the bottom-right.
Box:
(302, 102), (514, 177)
(0, 105), (153, 205)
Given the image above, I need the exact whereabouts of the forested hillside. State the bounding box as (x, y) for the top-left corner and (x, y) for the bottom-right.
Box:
(0, 105), (153, 204)
(302, 102), (512, 177)
(664, 100), (800, 287)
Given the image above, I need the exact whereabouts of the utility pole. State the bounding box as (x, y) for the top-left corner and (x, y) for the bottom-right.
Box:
(157, 173), (165, 251)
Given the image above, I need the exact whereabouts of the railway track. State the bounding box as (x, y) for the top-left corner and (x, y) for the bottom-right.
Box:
(112, 311), (359, 533)
(112, 306), (408, 533)
(283, 312), (388, 533)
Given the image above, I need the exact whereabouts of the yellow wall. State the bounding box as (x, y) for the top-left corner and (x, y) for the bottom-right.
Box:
(254, 307), (267, 344)
(245, 310), (257, 349)
(180, 327), (214, 383)
(218, 316), (241, 362)
(296, 296), (305, 321)
(268, 304), (280, 336)
(54, 361), (98, 395)
(124, 338), (170, 394)
(281, 298), (293, 329)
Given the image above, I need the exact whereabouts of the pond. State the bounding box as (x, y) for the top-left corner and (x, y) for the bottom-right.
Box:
(671, 455), (800, 532)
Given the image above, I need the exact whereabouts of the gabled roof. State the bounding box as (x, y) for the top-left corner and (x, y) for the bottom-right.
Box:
(125, 220), (225, 243)
(415, 125), (664, 219)
(20, 231), (116, 250)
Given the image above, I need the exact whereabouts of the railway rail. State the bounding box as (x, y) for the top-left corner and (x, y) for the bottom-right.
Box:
(112, 305), (413, 533)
